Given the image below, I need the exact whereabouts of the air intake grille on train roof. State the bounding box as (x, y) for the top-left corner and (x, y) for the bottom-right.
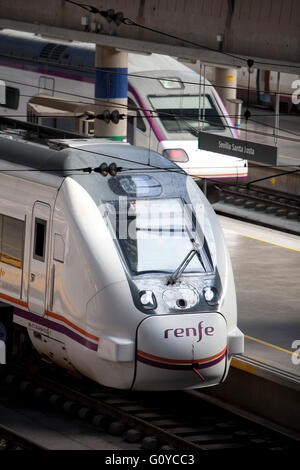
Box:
(39, 43), (68, 61)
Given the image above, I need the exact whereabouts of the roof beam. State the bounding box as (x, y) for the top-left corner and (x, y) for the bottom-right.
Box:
(0, 0), (299, 74)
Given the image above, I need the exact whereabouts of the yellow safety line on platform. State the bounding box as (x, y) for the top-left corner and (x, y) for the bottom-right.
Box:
(245, 334), (300, 358)
(223, 228), (300, 252)
(231, 358), (257, 374)
(280, 154), (300, 162)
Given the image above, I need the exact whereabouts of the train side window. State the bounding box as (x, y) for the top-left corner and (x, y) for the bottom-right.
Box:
(0, 215), (24, 269)
(53, 233), (65, 263)
(128, 98), (146, 132)
(0, 216), (2, 261)
(33, 218), (47, 262)
(38, 76), (54, 96)
(0, 86), (20, 110)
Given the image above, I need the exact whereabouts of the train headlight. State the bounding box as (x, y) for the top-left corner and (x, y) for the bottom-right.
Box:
(203, 287), (218, 306)
(139, 290), (157, 310)
(162, 149), (189, 162)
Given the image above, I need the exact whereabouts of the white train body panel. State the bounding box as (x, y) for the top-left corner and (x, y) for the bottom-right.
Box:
(0, 29), (247, 181)
(0, 135), (243, 390)
(182, 62), (300, 110)
(135, 313), (228, 390)
(157, 140), (246, 179)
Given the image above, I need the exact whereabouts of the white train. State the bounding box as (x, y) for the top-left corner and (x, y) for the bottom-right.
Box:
(236, 68), (300, 111)
(0, 131), (243, 390)
(0, 29), (247, 183)
(185, 62), (300, 112)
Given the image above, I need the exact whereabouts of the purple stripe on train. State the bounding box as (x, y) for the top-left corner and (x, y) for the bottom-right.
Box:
(13, 307), (98, 351)
(128, 84), (164, 142)
(137, 351), (226, 371)
(0, 58), (95, 83)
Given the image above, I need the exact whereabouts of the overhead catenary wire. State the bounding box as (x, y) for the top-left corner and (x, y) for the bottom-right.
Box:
(2, 72), (299, 141)
(1, 52), (297, 100)
(0, 26), (299, 191)
(3, 110), (300, 145)
(246, 116), (300, 139)
(0, 143), (187, 176)
(63, 0), (300, 71)
(0, 40), (299, 141)
(1, 66), (299, 137)
(1, 48), (298, 133)
(17, 94), (300, 129)
(1, 0), (299, 160)
(9, 91), (300, 121)
(0, 129), (299, 191)
(40, 142), (300, 190)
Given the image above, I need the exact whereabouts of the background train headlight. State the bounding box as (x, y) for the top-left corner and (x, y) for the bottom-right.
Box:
(139, 291), (157, 310)
(162, 149), (189, 162)
(203, 287), (218, 306)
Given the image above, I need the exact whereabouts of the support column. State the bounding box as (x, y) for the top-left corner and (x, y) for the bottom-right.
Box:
(214, 67), (237, 122)
(94, 45), (128, 139)
(0, 340), (5, 364)
(274, 71), (280, 145)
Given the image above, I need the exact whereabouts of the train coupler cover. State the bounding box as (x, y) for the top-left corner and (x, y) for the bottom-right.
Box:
(133, 313), (228, 390)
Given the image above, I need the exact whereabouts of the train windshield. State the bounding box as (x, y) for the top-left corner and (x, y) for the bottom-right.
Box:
(102, 197), (212, 276)
(148, 94), (225, 136)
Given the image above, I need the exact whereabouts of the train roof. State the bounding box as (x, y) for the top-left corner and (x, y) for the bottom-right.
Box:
(128, 69), (208, 96)
(0, 29), (208, 80)
(0, 135), (178, 178)
(0, 29), (95, 69)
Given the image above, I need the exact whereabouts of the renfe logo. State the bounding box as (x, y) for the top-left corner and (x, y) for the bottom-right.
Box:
(164, 321), (214, 342)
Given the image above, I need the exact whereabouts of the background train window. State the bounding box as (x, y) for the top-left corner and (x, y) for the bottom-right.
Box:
(148, 94), (225, 134)
(0, 216), (2, 264)
(33, 218), (47, 262)
(128, 98), (146, 132)
(159, 78), (184, 89)
(0, 86), (20, 110)
(38, 76), (55, 96)
(0, 215), (24, 269)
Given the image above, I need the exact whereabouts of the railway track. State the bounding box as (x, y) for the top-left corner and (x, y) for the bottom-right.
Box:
(0, 365), (299, 451)
(218, 183), (300, 221)
(214, 182), (300, 235)
(0, 422), (46, 450)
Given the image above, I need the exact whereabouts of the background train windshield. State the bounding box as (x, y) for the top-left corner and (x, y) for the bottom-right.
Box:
(103, 197), (211, 275)
(148, 95), (225, 136)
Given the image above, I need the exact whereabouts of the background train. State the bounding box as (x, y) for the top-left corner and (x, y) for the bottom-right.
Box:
(0, 131), (244, 390)
(236, 68), (300, 112)
(0, 29), (247, 183)
(184, 61), (300, 113)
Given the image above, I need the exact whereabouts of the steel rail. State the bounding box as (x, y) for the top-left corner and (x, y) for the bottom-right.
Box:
(1, 364), (298, 451)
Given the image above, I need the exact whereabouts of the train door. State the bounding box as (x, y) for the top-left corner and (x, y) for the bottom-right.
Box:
(28, 202), (51, 316)
(256, 70), (271, 106)
(38, 76), (55, 96)
(127, 97), (149, 147)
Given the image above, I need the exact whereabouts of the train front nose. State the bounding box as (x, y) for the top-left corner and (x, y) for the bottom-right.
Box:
(132, 313), (228, 391)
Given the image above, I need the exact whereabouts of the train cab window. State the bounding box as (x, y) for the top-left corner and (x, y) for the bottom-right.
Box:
(0, 215), (24, 269)
(107, 198), (212, 276)
(33, 218), (47, 262)
(0, 86), (20, 110)
(159, 78), (184, 89)
(148, 94), (225, 134)
(128, 98), (146, 132)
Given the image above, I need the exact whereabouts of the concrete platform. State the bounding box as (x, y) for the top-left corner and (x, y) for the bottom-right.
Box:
(219, 215), (300, 378)
(238, 106), (300, 167)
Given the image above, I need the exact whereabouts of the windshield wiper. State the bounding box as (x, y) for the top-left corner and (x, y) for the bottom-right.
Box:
(167, 236), (205, 286)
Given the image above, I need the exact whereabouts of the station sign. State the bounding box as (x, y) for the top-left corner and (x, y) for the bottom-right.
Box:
(198, 131), (278, 166)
